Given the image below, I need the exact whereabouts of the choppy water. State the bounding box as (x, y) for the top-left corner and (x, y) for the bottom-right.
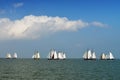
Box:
(0, 59), (120, 80)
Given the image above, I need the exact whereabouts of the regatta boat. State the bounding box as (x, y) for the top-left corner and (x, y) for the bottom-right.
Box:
(33, 51), (40, 60)
(48, 49), (58, 60)
(100, 53), (106, 60)
(107, 52), (115, 60)
(6, 53), (12, 59)
(83, 49), (96, 60)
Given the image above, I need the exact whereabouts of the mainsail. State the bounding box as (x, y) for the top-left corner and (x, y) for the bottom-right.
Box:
(87, 50), (92, 59)
(6, 53), (12, 59)
(63, 53), (66, 59)
(13, 53), (17, 59)
(92, 52), (96, 59)
(109, 52), (114, 60)
(48, 49), (58, 60)
(101, 53), (106, 60)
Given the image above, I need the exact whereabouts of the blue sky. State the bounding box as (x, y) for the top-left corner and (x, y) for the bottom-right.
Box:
(0, 0), (120, 58)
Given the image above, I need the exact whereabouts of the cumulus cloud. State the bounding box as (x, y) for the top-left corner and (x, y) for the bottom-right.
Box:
(0, 15), (107, 40)
(13, 2), (24, 8)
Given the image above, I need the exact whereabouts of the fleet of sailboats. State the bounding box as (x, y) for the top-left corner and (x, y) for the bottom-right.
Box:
(3, 49), (116, 60)
(83, 50), (115, 60)
(48, 49), (66, 60)
(6, 52), (18, 59)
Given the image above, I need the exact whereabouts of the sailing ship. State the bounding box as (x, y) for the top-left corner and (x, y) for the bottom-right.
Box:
(48, 49), (58, 60)
(32, 51), (40, 60)
(6, 53), (12, 59)
(107, 52), (115, 60)
(83, 49), (96, 60)
(100, 53), (106, 60)
(13, 52), (17, 59)
(100, 52), (115, 60)
(48, 49), (66, 60)
(58, 52), (66, 60)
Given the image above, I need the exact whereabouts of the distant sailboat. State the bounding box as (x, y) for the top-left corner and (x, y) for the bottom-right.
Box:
(100, 53), (106, 60)
(48, 49), (58, 60)
(100, 52), (115, 60)
(13, 53), (17, 59)
(83, 49), (96, 60)
(6, 53), (12, 59)
(48, 49), (66, 60)
(33, 51), (40, 60)
(107, 52), (115, 60)
(58, 52), (66, 60)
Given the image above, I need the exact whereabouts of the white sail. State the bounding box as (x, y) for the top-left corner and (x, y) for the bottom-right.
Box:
(36, 52), (40, 59)
(63, 53), (66, 59)
(92, 52), (96, 59)
(54, 50), (58, 59)
(48, 49), (58, 59)
(13, 53), (17, 58)
(109, 52), (114, 59)
(87, 50), (92, 59)
(6, 53), (12, 59)
(105, 54), (109, 59)
(101, 53), (106, 59)
(83, 51), (87, 59)
(58, 52), (63, 59)
(33, 51), (40, 60)
(49, 49), (55, 59)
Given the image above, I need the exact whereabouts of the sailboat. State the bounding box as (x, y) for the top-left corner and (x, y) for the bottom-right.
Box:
(83, 49), (96, 60)
(100, 53), (106, 60)
(57, 52), (66, 60)
(48, 49), (58, 60)
(13, 52), (17, 59)
(6, 53), (12, 59)
(107, 52), (115, 60)
(100, 52), (115, 60)
(33, 51), (40, 60)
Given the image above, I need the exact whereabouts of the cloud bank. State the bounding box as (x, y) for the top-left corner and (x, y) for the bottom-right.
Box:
(0, 15), (107, 40)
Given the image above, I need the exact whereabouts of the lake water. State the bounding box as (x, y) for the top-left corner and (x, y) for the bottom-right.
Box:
(0, 59), (120, 80)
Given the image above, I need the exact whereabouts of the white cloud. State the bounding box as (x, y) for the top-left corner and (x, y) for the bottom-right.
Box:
(0, 15), (107, 40)
(91, 21), (108, 27)
(13, 2), (24, 8)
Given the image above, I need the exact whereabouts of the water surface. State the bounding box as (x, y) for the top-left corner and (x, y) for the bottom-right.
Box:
(0, 59), (120, 80)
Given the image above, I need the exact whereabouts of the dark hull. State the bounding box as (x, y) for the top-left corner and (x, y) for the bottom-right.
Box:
(84, 58), (96, 60)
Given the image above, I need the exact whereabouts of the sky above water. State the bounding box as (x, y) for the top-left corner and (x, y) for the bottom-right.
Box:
(0, 0), (120, 58)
